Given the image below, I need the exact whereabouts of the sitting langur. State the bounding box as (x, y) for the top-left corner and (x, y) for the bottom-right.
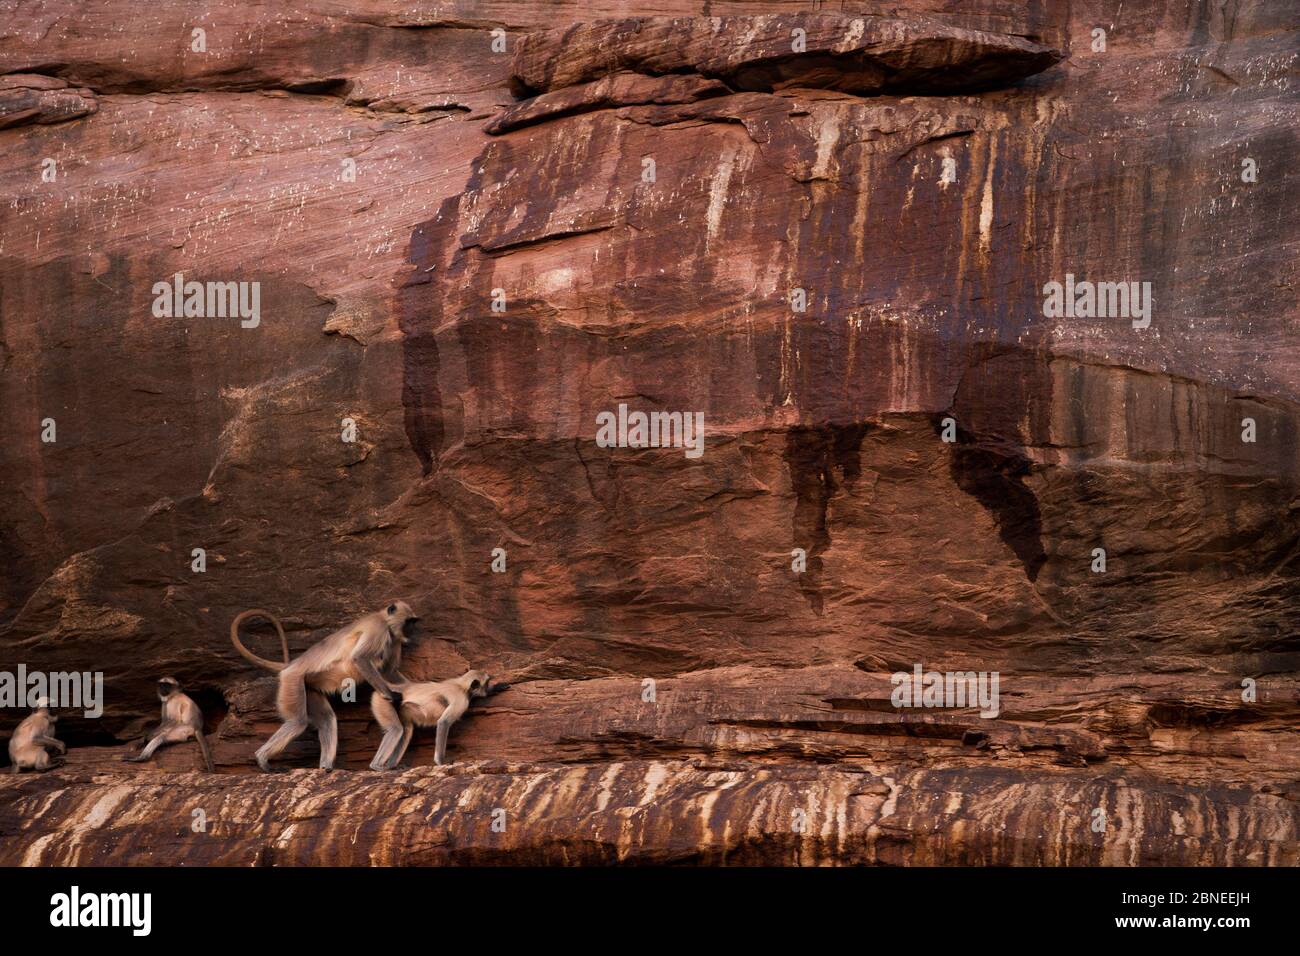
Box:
(9, 700), (65, 773)
(369, 670), (507, 770)
(123, 677), (214, 773)
(231, 602), (416, 771)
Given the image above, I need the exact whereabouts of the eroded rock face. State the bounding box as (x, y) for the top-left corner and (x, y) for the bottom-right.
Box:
(0, 75), (96, 129)
(0, 1), (1296, 865)
(3, 760), (1295, 866)
(506, 15), (1061, 96)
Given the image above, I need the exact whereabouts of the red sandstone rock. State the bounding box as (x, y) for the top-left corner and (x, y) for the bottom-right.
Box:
(486, 72), (732, 135)
(507, 14), (1061, 95)
(0, 1), (1296, 866)
(0, 74), (96, 128)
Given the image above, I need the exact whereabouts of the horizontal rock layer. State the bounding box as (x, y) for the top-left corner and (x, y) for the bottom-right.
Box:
(3, 760), (1295, 866)
(507, 14), (1061, 95)
(0, 74), (96, 129)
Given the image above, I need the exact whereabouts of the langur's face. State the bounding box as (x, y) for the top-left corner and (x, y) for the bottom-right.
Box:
(468, 671), (507, 698)
(385, 601), (420, 643)
(158, 678), (179, 700)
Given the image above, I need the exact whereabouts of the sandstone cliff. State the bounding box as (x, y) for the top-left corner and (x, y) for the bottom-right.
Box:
(0, 1), (1296, 865)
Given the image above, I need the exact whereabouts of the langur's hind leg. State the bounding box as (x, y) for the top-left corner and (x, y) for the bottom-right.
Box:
(369, 695), (404, 771)
(124, 731), (167, 762)
(385, 721), (415, 770)
(306, 690), (338, 770)
(194, 730), (215, 773)
(255, 675), (310, 771)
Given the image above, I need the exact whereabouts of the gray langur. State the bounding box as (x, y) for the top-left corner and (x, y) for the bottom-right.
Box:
(369, 669), (508, 770)
(8, 700), (65, 773)
(231, 602), (417, 771)
(123, 677), (214, 773)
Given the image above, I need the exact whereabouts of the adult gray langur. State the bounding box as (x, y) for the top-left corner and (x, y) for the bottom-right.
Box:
(231, 602), (417, 771)
(123, 677), (214, 772)
(9, 700), (65, 772)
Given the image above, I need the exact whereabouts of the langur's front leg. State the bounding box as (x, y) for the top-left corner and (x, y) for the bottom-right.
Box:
(434, 714), (454, 766)
(353, 654), (402, 710)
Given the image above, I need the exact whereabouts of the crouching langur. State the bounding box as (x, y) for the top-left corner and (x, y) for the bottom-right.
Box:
(9, 700), (65, 773)
(370, 669), (508, 770)
(230, 602), (417, 771)
(123, 677), (214, 772)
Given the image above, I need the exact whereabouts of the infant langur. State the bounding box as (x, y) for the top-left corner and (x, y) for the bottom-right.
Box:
(369, 670), (507, 770)
(123, 677), (214, 773)
(9, 701), (66, 773)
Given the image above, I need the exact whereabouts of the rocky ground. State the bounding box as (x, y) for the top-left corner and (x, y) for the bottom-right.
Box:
(0, 1), (1296, 865)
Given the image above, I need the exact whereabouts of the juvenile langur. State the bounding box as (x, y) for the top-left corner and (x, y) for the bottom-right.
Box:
(123, 677), (214, 773)
(231, 602), (417, 771)
(8, 700), (65, 773)
(369, 670), (507, 771)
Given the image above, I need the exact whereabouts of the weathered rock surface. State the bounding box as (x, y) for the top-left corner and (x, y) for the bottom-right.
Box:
(0, 74), (96, 129)
(507, 15), (1062, 96)
(0, 1), (1296, 865)
(4, 760), (1295, 866)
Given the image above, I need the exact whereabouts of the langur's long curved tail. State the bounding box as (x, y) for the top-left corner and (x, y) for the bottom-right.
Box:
(230, 609), (290, 672)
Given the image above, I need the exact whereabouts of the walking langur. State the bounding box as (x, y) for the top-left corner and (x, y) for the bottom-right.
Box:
(231, 602), (417, 771)
(369, 670), (507, 770)
(8, 700), (65, 773)
(123, 677), (214, 772)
